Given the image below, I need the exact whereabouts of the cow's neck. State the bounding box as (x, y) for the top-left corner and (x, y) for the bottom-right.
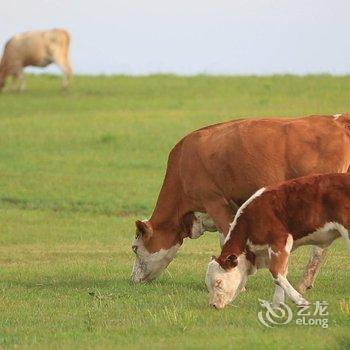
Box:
(149, 187), (186, 242)
(149, 159), (188, 242)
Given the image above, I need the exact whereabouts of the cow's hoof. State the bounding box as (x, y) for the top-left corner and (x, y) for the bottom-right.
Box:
(296, 299), (310, 307)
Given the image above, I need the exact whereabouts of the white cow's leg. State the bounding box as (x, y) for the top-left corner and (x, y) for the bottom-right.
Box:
(19, 71), (26, 91)
(11, 74), (19, 91)
(54, 53), (72, 89)
(10, 67), (24, 92)
(297, 246), (327, 294)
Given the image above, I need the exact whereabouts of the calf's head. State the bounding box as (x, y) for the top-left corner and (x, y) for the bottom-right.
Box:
(131, 220), (180, 283)
(205, 254), (249, 309)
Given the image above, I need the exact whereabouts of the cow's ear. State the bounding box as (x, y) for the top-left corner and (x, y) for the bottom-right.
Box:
(222, 254), (238, 270)
(135, 220), (153, 237)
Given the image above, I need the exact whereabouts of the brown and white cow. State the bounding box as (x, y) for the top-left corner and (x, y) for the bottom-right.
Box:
(0, 29), (72, 91)
(206, 173), (350, 309)
(131, 114), (350, 290)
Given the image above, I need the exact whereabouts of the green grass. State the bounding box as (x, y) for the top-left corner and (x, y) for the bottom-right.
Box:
(0, 74), (349, 349)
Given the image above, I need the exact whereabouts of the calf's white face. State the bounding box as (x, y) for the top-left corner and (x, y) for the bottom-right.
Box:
(205, 255), (249, 309)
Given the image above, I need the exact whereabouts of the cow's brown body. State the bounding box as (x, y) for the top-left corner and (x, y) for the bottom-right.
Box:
(0, 29), (72, 91)
(207, 173), (350, 308)
(132, 114), (350, 284)
(220, 173), (350, 261)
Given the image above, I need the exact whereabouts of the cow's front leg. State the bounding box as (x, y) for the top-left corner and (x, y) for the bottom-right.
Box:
(297, 246), (327, 294)
(203, 198), (234, 247)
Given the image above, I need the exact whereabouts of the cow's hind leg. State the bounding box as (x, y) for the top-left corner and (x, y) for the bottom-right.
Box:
(269, 234), (309, 306)
(9, 68), (25, 92)
(11, 73), (19, 91)
(297, 246), (327, 294)
(18, 71), (26, 91)
(53, 53), (72, 89)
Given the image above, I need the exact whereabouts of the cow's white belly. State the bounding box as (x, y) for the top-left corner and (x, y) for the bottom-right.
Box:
(293, 222), (344, 250)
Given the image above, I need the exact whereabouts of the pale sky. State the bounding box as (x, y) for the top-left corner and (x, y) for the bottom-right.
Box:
(0, 0), (349, 75)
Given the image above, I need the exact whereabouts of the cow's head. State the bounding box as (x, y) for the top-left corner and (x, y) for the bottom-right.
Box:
(131, 220), (181, 283)
(205, 254), (250, 309)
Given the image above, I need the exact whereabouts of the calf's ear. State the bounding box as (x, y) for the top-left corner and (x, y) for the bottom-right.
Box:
(135, 220), (153, 237)
(222, 254), (238, 270)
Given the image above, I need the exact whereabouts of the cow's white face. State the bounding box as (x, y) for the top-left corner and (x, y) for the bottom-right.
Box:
(131, 220), (180, 283)
(205, 255), (249, 309)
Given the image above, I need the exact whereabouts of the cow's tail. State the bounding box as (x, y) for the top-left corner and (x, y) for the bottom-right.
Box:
(58, 29), (70, 50)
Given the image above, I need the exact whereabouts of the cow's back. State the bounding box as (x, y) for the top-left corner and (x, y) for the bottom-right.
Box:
(178, 115), (350, 204)
(3, 29), (70, 67)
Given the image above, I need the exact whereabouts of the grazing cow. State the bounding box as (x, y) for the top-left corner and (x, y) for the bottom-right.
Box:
(0, 29), (72, 91)
(131, 114), (350, 287)
(206, 173), (350, 309)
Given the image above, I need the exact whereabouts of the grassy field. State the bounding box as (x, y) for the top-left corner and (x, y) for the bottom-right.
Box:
(0, 74), (349, 349)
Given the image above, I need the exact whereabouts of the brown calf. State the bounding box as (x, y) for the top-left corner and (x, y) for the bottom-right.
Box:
(206, 173), (350, 309)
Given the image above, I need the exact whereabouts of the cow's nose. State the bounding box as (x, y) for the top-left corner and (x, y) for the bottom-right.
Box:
(210, 303), (218, 309)
(132, 245), (138, 254)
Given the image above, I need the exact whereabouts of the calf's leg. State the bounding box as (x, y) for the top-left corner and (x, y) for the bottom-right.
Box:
(269, 234), (309, 306)
(274, 274), (309, 306)
(272, 266), (287, 307)
(297, 246), (327, 294)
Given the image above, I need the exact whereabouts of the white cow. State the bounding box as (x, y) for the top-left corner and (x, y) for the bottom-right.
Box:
(0, 29), (72, 91)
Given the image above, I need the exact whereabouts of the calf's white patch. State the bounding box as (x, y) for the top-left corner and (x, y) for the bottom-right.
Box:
(225, 187), (265, 244)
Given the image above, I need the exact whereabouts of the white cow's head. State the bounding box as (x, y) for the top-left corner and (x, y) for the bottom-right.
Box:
(205, 254), (250, 309)
(131, 220), (180, 283)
